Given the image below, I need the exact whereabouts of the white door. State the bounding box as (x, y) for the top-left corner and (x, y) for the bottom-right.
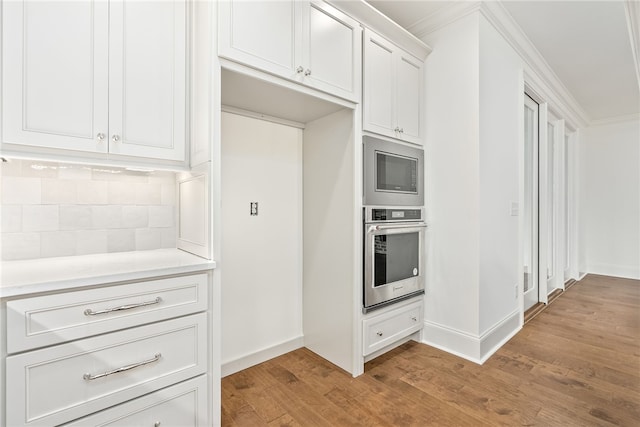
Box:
(218, 0), (300, 78)
(523, 94), (540, 311)
(108, 0), (186, 161)
(2, 0), (109, 153)
(302, 0), (361, 101)
(363, 29), (395, 137)
(395, 52), (423, 144)
(543, 119), (559, 294)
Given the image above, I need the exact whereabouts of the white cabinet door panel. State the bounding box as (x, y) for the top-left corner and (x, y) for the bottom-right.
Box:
(2, 0), (108, 152)
(109, 0), (186, 161)
(303, 0), (361, 101)
(219, 0), (299, 78)
(396, 54), (423, 144)
(363, 30), (395, 135)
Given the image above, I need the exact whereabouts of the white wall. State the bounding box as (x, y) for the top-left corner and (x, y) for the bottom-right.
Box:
(220, 112), (304, 374)
(478, 16), (520, 334)
(423, 13), (480, 339)
(579, 119), (640, 279)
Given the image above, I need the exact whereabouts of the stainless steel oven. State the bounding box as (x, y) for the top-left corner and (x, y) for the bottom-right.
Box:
(363, 136), (424, 207)
(363, 207), (426, 312)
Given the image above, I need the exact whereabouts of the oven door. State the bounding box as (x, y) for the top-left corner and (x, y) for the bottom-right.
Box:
(364, 222), (426, 311)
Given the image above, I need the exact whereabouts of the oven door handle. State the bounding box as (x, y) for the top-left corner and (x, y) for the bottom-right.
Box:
(372, 222), (428, 231)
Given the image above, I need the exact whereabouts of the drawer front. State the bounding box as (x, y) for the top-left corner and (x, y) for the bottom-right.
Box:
(6, 313), (208, 427)
(66, 376), (208, 426)
(7, 273), (208, 353)
(363, 300), (423, 356)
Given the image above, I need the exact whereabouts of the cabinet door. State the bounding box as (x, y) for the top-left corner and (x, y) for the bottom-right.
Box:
(302, 1), (361, 101)
(396, 52), (424, 145)
(108, 0), (186, 161)
(363, 29), (395, 138)
(218, 0), (301, 79)
(1, 0), (109, 153)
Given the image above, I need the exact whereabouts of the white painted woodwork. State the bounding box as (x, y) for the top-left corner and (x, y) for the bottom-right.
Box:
(6, 274), (208, 353)
(218, 0), (360, 101)
(1, 0), (109, 153)
(363, 28), (424, 145)
(220, 112), (304, 367)
(6, 313), (207, 427)
(1, 0), (186, 162)
(302, 0), (361, 100)
(363, 299), (423, 356)
(109, 0), (186, 161)
(302, 108), (358, 374)
(177, 172), (211, 258)
(65, 376), (208, 426)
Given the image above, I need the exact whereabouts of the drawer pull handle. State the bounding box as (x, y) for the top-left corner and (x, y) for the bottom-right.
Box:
(83, 353), (162, 381)
(84, 297), (162, 316)
(376, 331), (383, 337)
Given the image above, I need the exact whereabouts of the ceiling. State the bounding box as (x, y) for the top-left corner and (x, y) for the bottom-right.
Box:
(366, 0), (640, 123)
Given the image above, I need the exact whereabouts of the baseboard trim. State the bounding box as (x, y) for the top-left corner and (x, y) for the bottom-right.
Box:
(587, 263), (640, 280)
(422, 310), (520, 364)
(221, 336), (304, 378)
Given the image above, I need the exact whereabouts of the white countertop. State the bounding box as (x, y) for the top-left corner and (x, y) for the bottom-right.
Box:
(0, 249), (216, 299)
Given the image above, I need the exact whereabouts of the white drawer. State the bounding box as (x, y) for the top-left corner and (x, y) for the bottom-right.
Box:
(65, 376), (208, 426)
(6, 273), (208, 353)
(363, 300), (423, 356)
(6, 313), (208, 427)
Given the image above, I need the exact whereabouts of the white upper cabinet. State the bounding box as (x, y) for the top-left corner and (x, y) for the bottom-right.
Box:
(363, 29), (424, 145)
(218, 0), (361, 102)
(1, 0), (186, 163)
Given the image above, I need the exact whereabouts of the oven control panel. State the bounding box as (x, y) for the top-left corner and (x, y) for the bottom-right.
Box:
(369, 208), (422, 222)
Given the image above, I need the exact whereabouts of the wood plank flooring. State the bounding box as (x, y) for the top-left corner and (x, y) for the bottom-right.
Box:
(222, 274), (640, 426)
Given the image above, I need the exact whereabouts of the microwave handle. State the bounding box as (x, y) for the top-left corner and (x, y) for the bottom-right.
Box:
(373, 223), (428, 231)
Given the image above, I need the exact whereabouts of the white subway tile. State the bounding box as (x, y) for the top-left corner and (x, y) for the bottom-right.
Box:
(135, 182), (162, 205)
(135, 228), (162, 250)
(41, 231), (76, 258)
(23, 205), (59, 232)
(148, 206), (175, 228)
(108, 181), (137, 205)
(1, 177), (41, 204)
(1, 232), (40, 260)
(107, 229), (135, 253)
(59, 205), (92, 230)
(1, 159), (23, 177)
(58, 164), (92, 180)
(76, 230), (108, 255)
(1, 205), (22, 232)
(77, 180), (108, 205)
(92, 205), (124, 229)
(161, 227), (177, 248)
(22, 161), (59, 178)
(122, 206), (149, 228)
(42, 179), (77, 204)
(161, 184), (177, 206)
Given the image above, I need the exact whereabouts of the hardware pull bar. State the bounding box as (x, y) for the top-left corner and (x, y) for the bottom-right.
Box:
(84, 297), (162, 316)
(83, 353), (162, 381)
(372, 223), (428, 231)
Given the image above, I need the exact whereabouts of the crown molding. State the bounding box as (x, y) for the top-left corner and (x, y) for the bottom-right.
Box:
(589, 113), (640, 128)
(327, 0), (432, 60)
(479, 1), (590, 129)
(409, 0), (591, 129)
(624, 0), (640, 90)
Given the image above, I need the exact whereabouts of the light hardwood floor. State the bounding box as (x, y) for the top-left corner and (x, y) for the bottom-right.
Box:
(222, 274), (640, 426)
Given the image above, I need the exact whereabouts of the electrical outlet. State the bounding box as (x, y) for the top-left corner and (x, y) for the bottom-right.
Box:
(515, 284), (518, 299)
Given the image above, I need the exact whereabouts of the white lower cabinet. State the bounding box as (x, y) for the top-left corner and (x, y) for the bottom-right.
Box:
(3, 272), (213, 427)
(65, 376), (208, 426)
(363, 299), (423, 356)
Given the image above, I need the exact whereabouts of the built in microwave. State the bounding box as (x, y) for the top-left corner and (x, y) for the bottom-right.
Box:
(363, 136), (424, 206)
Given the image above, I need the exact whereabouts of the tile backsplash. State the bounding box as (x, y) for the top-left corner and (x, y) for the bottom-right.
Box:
(1, 159), (177, 261)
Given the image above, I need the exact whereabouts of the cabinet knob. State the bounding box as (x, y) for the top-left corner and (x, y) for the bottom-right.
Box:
(96, 133), (105, 142)
(411, 316), (417, 321)
(154, 422), (161, 427)
(112, 134), (120, 143)
(296, 66), (304, 74)
(394, 127), (400, 133)
(376, 331), (383, 337)
(399, 128), (404, 133)
(304, 69), (311, 76)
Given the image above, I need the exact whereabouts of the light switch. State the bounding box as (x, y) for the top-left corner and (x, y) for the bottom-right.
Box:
(510, 202), (519, 216)
(250, 202), (258, 216)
